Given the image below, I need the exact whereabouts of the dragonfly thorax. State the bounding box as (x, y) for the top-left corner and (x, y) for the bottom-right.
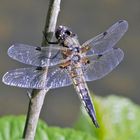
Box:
(71, 54), (81, 63)
(70, 46), (80, 53)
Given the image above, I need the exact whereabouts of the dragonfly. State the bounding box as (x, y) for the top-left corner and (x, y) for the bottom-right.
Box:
(2, 20), (128, 128)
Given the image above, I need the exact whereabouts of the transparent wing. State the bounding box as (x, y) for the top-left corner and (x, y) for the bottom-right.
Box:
(2, 67), (47, 89)
(46, 66), (72, 89)
(83, 48), (124, 81)
(82, 20), (128, 55)
(8, 43), (66, 67)
(2, 66), (72, 89)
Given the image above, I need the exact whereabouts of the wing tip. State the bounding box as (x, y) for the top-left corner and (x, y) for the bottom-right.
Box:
(114, 48), (124, 61)
(2, 72), (10, 85)
(118, 20), (128, 32)
(9, 43), (21, 49)
(2, 69), (48, 89)
(7, 44), (17, 57)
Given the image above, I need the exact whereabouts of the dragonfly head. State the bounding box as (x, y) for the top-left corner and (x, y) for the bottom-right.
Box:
(55, 25), (73, 41)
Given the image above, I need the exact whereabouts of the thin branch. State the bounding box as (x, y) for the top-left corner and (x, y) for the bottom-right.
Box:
(22, 0), (61, 140)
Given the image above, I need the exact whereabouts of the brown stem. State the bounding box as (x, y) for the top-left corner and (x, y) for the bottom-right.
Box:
(22, 0), (61, 140)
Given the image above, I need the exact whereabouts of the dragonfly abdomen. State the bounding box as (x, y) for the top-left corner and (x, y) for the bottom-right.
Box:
(77, 84), (99, 128)
(69, 67), (99, 128)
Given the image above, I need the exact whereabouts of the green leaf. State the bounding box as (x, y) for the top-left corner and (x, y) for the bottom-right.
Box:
(74, 95), (140, 140)
(0, 115), (96, 140)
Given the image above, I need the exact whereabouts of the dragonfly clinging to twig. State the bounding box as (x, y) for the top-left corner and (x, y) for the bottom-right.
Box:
(2, 20), (128, 128)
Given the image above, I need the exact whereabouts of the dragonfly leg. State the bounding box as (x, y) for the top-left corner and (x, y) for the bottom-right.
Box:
(27, 90), (32, 100)
(59, 60), (71, 69)
(43, 31), (59, 44)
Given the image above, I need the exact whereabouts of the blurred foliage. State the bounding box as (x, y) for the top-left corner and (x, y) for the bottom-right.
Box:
(74, 95), (140, 140)
(0, 116), (95, 140)
(0, 95), (140, 140)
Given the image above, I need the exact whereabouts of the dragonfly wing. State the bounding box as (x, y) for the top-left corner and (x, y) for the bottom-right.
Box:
(46, 66), (72, 89)
(2, 67), (48, 89)
(83, 48), (124, 81)
(82, 20), (128, 55)
(2, 66), (72, 89)
(8, 43), (64, 67)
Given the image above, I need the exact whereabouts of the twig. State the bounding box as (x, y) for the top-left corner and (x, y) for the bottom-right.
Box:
(22, 0), (61, 140)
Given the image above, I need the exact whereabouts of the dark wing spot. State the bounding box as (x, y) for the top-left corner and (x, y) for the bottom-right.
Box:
(97, 54), (103, 59)
(118, 20), (124, 23)
(36, 67), (43, 70)
(103, 31), (108, 36)
(36, 47), (41, 51)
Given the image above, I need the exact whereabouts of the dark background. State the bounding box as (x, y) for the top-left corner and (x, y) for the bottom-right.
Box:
(0, 0), (139, 127)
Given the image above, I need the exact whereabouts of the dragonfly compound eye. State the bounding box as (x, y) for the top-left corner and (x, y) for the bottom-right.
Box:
(64, 30), (71, 36)
(55, 29), (61, 39)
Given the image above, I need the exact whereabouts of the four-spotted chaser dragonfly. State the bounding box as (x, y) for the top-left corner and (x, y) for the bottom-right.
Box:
(2, 20), (128, 128)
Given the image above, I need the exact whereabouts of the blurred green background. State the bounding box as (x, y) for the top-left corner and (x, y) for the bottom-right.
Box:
(0, 0), (139, 127)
